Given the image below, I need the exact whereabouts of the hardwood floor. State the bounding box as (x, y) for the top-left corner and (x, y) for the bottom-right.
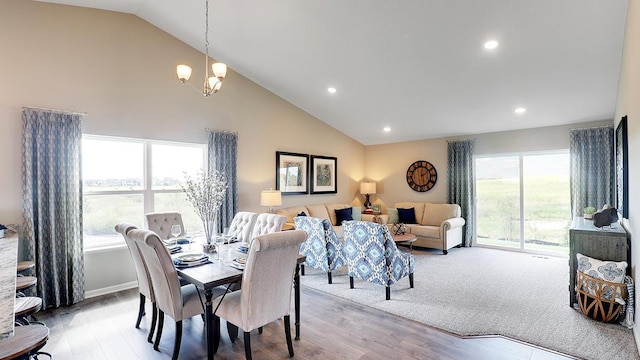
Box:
(35, 286), (574, 360)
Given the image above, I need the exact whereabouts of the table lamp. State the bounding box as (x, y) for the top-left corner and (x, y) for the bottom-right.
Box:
(260, 189), (282, 213)
(360, 182), (377, 209)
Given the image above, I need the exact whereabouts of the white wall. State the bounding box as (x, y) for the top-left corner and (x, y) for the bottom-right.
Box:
(614, 0), (640, 348)
(0, 0), (364, 293)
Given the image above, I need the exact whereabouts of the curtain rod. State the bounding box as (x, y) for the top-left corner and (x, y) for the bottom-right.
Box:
(22, 106), (87, 116)
(205, 128), (237, 135)
(447, 137), (476, 143)
(569, 124), (613, 131)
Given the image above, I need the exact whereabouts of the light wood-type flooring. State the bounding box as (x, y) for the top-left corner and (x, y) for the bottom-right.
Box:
(34, 286), (574, 359)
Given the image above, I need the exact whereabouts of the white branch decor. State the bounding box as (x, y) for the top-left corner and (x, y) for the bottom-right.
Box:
(181, 170), (228, 244)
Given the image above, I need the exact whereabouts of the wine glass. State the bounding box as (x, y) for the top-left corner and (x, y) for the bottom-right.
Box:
(170, 224), (182, 247)
(214, 234), (225, 261)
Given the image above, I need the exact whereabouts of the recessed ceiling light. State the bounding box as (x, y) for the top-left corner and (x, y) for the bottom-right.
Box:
(484, 40), (499, 50)
(383, 127), (391, 132)
(514, 107), (526, 114)
(327, 87), (337, 94)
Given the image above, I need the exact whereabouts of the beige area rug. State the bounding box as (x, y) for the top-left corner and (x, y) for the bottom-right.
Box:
(300, 247), (639, 360)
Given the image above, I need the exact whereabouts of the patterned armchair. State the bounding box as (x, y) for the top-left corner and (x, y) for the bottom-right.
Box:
(294, 216), (345, 284)
(343, 220), (414, 300)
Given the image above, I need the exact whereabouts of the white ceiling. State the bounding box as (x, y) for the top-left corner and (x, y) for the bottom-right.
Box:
(38, 0), (628, 145)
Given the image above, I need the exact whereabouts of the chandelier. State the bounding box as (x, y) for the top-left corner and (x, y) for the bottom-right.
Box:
(176, 0), (227, 96)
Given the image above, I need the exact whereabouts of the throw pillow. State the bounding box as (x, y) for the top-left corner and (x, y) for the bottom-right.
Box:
(398, 207), (417, 224)
(297, 211), (307, 217)
(335, 207), (353, 225)
(387, 208), (399, 224)
(352, 206), (362, 221)
(576, 253), (627, 283)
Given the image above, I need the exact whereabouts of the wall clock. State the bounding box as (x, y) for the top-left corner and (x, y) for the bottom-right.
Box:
(406, 160), (437, 192)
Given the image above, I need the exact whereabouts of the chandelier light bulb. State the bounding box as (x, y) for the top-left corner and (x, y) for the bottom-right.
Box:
(212, 62), (227, 80)
(177, 65), (192, 82)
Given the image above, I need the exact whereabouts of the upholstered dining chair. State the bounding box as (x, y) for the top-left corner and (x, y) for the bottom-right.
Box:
(128, 228), (225, 360)
(115, 223), (158, 343)
(213, 230), (307, 360)
(249, 213), (287, 239)
(227, 212), (259, 242)
(294, 216), (345, 284)
(145, 212), (185, 240)
(342, 221), (414, 300)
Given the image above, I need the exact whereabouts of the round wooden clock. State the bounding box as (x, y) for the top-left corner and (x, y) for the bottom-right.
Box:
(406, 160), (437, 192)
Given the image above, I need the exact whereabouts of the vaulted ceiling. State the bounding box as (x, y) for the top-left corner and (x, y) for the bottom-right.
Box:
(38, 0), (628, 145)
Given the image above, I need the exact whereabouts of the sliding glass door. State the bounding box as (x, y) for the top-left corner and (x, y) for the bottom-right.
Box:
(475, 152), (571, 255)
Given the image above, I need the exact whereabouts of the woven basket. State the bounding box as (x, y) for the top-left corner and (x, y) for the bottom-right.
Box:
(576, 270), (627, 323)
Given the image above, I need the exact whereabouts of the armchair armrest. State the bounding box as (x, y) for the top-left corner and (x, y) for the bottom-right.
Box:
(441, 217), (465, 230)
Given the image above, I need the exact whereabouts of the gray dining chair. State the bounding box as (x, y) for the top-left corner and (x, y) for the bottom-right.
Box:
(213, 230), (307, 360)
(249, 213), (287, 239)
(145, 212), (185, 240)
(227, 212), (258, 242)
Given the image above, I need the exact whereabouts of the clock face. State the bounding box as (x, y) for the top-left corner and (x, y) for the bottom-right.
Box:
(406, 160), (437, 192)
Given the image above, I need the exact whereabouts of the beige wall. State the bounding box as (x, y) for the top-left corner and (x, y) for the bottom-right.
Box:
(0, 0), (364, 293)
(614, 0), (640, 346)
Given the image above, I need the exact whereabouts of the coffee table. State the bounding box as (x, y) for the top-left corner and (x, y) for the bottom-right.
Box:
(393, 233), (417, 252)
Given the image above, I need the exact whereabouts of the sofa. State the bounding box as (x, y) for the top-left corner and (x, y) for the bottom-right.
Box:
(389, 202), (465, 254)
(276, 203), (388, 238)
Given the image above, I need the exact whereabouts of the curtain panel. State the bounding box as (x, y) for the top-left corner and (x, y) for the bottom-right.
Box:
(446, 139), (474, 247)
(208, 130), (238, 233)
(569, 126), (615, 217)
(21, 108), (84, 308)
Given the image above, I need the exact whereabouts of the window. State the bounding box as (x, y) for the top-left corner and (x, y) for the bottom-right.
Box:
(82, 135), (206, 250)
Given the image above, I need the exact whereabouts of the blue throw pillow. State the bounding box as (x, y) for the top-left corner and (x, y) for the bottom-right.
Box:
(335, 207), (353, 225)
(297, 211), (307, 217)
(398, 207), (417, 224)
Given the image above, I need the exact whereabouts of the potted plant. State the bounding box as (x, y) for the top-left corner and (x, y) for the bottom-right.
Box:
(181, 170), (228, 246)
(583, 206), (596, 220)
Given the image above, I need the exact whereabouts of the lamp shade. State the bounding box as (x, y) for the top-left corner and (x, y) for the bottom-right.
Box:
(360, 182), (377, 195)
(260, 190), (282, 207)
(176, 64), (192, 82)
(212, 62), (227, 79)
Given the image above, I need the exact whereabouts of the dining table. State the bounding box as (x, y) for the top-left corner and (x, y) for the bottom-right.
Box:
(175, 243), (306, 360)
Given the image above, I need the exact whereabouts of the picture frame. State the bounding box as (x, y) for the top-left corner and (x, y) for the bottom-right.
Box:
(310, 155), (337, 194)
(372, 204), (381, 214)
(615, 116), (628, 218)
(276, 151), (309, 195)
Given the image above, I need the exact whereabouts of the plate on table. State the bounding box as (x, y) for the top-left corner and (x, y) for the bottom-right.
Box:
(237, 244), (249, 254)
(176, 253), (207, 262)
(167, 245), (182, 254)
(229, 257), (246, 270)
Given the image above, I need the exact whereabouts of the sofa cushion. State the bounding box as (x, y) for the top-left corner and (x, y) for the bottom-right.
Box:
(307, 204), (332, 222)
(335, 207), (353, 225)
(324, 203), (349, 225)
(387, 208), (399, 223)
(422, 203), (461, 226)
(352, 206), (362, 221)
(276, 206), (309, 224)
(408, 225), (440, 239)
(395, 202), (426, 225)
(398, 207), (418, 224)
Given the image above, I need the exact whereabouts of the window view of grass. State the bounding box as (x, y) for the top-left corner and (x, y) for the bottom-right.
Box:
(475, 153), (571, 255)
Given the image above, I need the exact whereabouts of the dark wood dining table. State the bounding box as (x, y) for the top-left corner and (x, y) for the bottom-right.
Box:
(177, 251), (306, 360)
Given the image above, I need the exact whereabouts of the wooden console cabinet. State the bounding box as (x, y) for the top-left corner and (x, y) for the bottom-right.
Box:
(568, 217), (629, 307)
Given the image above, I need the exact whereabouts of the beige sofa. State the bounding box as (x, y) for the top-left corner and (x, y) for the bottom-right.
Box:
(277, 203), (388, 238)
(391, 202), (465, 254)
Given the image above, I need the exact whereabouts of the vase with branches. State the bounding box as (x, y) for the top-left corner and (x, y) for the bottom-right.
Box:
(181, 170), (228, 244)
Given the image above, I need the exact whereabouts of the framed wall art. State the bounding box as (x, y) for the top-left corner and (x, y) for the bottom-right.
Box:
(310, 155), (337, 194)
(276, 151), (309, 195)
(615, 116), (628, 218)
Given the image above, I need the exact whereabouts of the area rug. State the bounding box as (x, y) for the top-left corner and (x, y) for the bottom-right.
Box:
(300, 247), (639, 360)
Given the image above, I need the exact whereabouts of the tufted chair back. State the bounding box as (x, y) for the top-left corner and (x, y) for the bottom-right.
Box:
(227, 212), (259, 242)
(342, 220), (414, 300)
(250, 213), (287, 240)
(294, 216), (345, 284)
(145, 212), (185, 240)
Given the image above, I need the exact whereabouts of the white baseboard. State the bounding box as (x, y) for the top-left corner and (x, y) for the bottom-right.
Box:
(84, 281), (138, 299)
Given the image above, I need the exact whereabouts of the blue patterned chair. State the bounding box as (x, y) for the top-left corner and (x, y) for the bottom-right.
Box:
(294, 216), (345, 284)
(343, 221), (414, 300)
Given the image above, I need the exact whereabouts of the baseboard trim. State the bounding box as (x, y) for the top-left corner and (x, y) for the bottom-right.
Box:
(85, 281), (138, 299)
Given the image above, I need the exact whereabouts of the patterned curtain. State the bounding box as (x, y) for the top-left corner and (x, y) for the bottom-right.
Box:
(446, 139), (474, 247)
(22, 108), (84, 308)
(208, 130), (238, 232)
(569, 126), (615, 217)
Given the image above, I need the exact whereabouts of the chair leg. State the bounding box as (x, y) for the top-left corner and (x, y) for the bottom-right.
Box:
(172, 320), (182, 360)
(214, 315), (221, 353)
(154, 311), (164, 351)
(409, 273), (414, 288)
(301, 264), (305, 276)
(386, 286), (391, 300)
(327, 271), (332, 284)
(258, 326), (263, 334)
(443, 249), (448, 255)
(349, 276), (354, 289)
(148, 303), (157, 343)
(227, 321), (238, 342)
(244, 331), (252, 360)
(284, 315), (294, 357)
(136, 293), (145, 328)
